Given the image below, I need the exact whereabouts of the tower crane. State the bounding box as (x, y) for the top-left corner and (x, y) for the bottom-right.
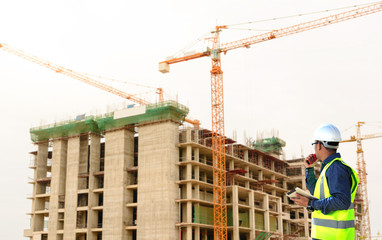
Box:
(341, 122), (382, 240)
(0, 43), (200, 127)
(159, 2), (382, 239)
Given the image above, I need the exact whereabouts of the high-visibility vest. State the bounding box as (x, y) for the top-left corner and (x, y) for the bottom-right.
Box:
(311, 158), (359, 240)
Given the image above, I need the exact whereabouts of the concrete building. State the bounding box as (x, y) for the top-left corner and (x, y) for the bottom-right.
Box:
(24, 100), (313, 240)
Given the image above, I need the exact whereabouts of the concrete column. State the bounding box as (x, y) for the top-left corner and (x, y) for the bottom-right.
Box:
(195, 183), (200, 240)
(283, 180), (288, 203)
(258, 170), (263, 181)
(64, 136), (84, 240)
(186, 182), (192, 200)
(244, 166), (250, 188)
(277, 198), (283, 235)
(244, 150), (248, 162)
(181, 146), (187, 163)
(137, 121), (179, 240)
(271, 160), (275, 171)
(264, 195), (270, 232)
(249, 191), (255, 239)
(195, 226), (200, 240)
(196, 186), (201, 201)
(304, 208), (309, 238)
(87, 134), (100, 239)
(232, 186), (239, 240)
(186, 224), (192, 239)
(186, 127), (192, 142)
(48, 139), (67, 240)
(32, 142), (48, 232)
(36, 143), (48, 186)
(229, 160), (234, 170)
(194, 165), (200, 181)
(271, 175), (276, 196)
(244, 166), (249, 178)
(284, 221), (290, 236)
(202, 172), (207, 183)
(78, 137), (88, 176)
(186, 181), (192, 240)
(194, 128), (199, 142)
(187, 145), (192, 162)
(103, 129), (134, 240)
(186, 164), (192, 180)
(258, 155), (263, 167)
(194, 148), (199, 162)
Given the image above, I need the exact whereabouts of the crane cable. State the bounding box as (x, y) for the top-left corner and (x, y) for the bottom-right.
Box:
(226, 1), (382, 28)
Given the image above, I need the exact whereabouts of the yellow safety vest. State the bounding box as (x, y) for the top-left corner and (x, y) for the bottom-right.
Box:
(311, 158), (359, 240)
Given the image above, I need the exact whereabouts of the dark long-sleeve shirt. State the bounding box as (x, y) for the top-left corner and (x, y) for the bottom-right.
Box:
(305, 153), (353, 215)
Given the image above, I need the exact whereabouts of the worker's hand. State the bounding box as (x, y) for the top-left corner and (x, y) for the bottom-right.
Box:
(304, 154), (318, 168)
(290, 193), (310, 207)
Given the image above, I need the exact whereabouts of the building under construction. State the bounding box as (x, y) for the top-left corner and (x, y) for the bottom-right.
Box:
(24, 100), (320, 240)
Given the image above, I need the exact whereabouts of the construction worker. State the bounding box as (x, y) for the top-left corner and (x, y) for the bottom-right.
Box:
(291, 123), (359, 240)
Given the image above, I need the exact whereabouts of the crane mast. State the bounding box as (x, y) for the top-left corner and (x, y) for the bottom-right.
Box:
(341, 122), (382, 239)
(210, 26), (227, 239)
(355, 122), (371, 239)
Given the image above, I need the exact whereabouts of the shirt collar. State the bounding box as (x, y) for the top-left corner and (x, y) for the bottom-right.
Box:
(320, 152), (341, 171)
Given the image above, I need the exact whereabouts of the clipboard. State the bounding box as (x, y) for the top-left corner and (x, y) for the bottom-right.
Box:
(287, 187), (318, 200)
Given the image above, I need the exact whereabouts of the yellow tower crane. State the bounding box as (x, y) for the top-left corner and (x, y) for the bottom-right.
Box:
(341, 122), (382, 240)
(159, 3), (382, 239)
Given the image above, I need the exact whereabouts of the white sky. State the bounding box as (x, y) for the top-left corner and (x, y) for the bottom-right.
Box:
(1, 0), (381, 239)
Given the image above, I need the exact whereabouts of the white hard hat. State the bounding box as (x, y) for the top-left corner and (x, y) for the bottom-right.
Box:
(313, 123), (341, 149)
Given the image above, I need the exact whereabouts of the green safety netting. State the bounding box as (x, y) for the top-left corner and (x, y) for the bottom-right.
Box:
(255, 212), (265, 230)
(30, 101), (189, 142)
(194, 205), (214, 225)
(193, 206), (249, 228)
(253, 137), (286, 155)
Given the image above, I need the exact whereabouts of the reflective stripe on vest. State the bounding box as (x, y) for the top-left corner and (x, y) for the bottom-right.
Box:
(311, 157), (359, 240)
(313, 218), (355, 229)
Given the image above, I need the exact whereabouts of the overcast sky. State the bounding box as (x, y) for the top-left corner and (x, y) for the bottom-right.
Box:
(1, 0), (381, 239)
